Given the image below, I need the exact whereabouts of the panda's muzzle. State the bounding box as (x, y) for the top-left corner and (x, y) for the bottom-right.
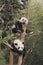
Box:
(18, 47), (20, 49)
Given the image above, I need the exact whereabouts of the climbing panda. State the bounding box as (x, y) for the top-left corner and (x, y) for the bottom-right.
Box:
(11, 39), (24, 52)
(12, 17), (28, 34)
(11, 39), (26, 56)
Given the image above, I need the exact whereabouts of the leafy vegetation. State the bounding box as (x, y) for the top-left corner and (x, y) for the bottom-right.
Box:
(0, 0), (43, 65)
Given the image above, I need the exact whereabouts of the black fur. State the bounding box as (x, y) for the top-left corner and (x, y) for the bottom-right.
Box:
(11, 42), (26, 58)
(11, 43), (24, 54)
(12, 21), (24, 34)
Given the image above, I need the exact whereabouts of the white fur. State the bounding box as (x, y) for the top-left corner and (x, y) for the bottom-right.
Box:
(19, 17), (28, 25)
(14, 39), (24, 51)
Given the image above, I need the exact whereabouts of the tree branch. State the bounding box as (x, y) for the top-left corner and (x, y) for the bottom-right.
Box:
(3, 41), (13, 49)
(0, 4), (5, 11)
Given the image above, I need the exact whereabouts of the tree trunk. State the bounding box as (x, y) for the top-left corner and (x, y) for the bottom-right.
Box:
(18, 0), (30, 65)
(9, 51), (13, 65)
(26, 0), (30, 20)
(9, 0), (30, 65)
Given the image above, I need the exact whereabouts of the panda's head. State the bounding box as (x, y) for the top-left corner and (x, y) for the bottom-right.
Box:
(14, 39), (24, 51)
(19, 17), (28, 25)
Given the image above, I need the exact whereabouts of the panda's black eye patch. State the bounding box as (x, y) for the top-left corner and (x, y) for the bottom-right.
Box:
(15, 43), (18, 45)
(22, 42), (24, 44)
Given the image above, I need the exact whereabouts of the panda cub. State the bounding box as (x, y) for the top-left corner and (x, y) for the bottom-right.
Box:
(14, 39), (24, 51)
(12, 17), (28, 34)
(11, 39), (26, 57)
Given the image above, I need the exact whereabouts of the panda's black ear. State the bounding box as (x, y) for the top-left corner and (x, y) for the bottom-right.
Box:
(15, 43), (18, 46)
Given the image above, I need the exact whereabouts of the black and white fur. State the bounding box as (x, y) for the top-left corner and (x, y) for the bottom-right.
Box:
(11, 39), (26, 57)
(12, 21), (24, 33)
(12, 39), (24, 52)
(12, 17), (28, 34)
(19, 17), (28, 25)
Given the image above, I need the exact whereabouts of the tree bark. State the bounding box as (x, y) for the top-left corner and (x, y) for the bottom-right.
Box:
(26, 0), (30, 20)
(18, 0), (30, 65)
(9, 51), (13, 65)
(9, 0), (30, 65)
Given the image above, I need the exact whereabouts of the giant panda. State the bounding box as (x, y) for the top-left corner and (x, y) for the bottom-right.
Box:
(10, 39), (26, 56)
(11, 39), (24, 52)
(12, 17), (28, 34)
